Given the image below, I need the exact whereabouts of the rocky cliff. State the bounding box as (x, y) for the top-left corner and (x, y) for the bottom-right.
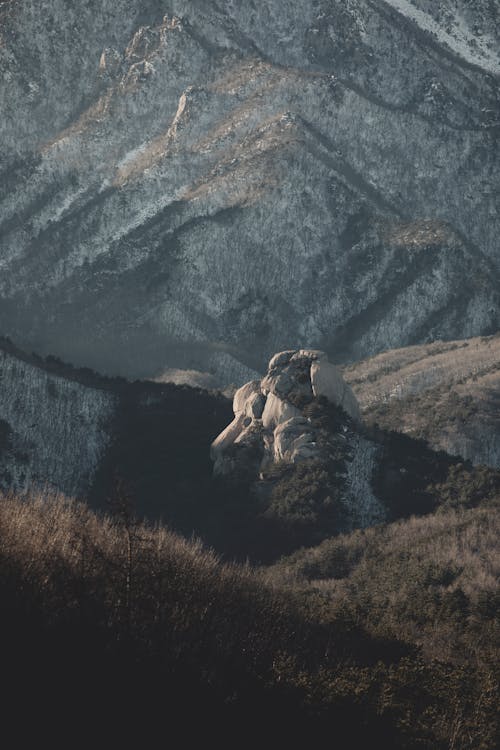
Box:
(0, 1), (499, 382)
(211, 348), (499, 543)
(344, 333), (500, 467)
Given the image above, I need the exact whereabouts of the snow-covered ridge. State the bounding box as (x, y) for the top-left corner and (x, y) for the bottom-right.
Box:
(383, 0), (500, 75)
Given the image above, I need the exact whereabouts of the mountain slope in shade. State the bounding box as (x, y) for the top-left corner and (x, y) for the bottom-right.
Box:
(0, 1), (499, 381)
(0, 337), (232, 520)
(344, 333), (500, 467)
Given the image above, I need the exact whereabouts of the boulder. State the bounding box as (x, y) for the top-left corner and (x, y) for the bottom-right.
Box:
(211, 348), (361, 476)
(268, 351), (296, 371)
(310, 361), (361, 422)
(210, 414), (245, 461)
(274, 417), (316, 462)
(234, 381), (261, 416)
(262, 392), (301, 431)
(245, 391), (266, 419)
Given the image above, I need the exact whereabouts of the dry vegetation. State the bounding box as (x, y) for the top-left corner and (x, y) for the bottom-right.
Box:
(344, 335), (500, 466)
(1, 489), (498, 747)
(344, 335), (500, 405)
(272, 506), (499, 665)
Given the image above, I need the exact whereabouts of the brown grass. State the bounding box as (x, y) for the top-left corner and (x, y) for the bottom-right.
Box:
(271, 505), (500, 665)
(1, 489), (498, 747)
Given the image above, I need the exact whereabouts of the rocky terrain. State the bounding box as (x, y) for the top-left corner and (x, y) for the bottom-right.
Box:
(0, 1), (499, 382)
(211, 347), (500, 550)
(344, 333), (500, 466)
(212, 348), (385, 532)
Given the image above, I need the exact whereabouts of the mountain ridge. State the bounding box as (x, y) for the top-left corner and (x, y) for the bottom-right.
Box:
(344, 333), (500, 466)
(0, 0), (499, 379)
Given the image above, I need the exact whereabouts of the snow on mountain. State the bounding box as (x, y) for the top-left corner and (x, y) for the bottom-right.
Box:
(383, 0), (500, 76)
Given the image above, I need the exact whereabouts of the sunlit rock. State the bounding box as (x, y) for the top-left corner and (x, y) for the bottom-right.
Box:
(212, 348), (362, 474)
(310, 360), (361, 422)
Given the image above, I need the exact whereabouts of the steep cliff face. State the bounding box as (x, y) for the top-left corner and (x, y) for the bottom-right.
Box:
(344, 334), (500, 467)
(0, 1), (499, 381)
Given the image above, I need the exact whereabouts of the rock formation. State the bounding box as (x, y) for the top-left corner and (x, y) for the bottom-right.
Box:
(211, 342), (500, 535)
(211, 348), (392, 531)
(212, 349), (361, 473)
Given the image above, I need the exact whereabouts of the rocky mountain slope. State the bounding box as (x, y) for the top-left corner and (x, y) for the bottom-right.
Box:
(344, 333), (500, 467)
(211, 347), (500, 553)
(0, 1), (499, 382)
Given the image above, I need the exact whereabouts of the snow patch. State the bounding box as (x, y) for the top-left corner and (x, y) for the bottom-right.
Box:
(346, 437), (386, 528)
(384, 0), (500, 75)
(47, 187), (87, 224)
(116, 143), (150, 171)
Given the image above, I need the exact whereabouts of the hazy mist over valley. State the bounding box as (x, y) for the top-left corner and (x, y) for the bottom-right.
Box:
(0, 1), (498, 746)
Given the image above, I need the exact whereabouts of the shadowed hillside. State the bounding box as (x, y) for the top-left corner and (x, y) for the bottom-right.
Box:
(1, 491), (498, 747)
(0, 336), (233, 522)
(2, 337), (500, 563)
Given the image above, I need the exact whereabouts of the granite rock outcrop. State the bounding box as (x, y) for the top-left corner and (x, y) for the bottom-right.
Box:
(211, 349), (361, 475)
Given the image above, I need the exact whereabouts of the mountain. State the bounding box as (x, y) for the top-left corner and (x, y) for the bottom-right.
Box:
(1, 336), (497, 560)
(344, 333), (500, 466)
(1, 1), (499, 382)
